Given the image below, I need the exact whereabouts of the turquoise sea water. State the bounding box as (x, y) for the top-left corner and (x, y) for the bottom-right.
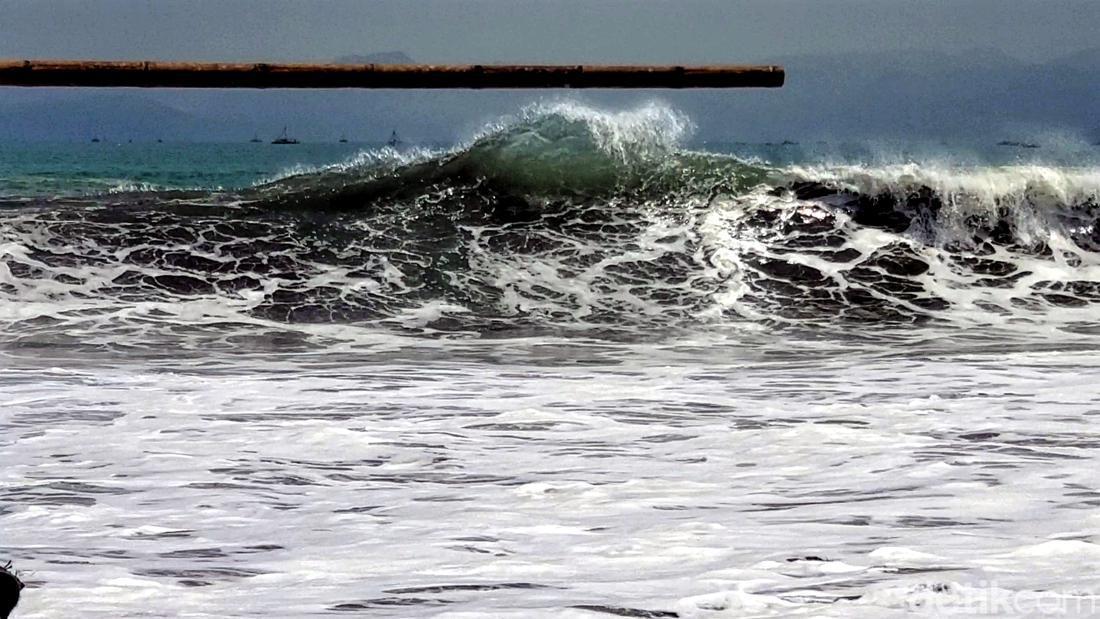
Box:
(0, 142), (380, 196)
(2, 139), (1098, 198)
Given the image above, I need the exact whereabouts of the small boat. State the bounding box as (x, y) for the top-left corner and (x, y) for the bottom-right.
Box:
(338, 134), (349, 143)
(386, 130), (402, 148)
(91, 137), (100, 143)
(250, 133), (262, 143)
(271, 127), (300, 145)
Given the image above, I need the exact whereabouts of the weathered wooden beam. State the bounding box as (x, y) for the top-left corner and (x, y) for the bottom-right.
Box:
(0, 59), (784, 89)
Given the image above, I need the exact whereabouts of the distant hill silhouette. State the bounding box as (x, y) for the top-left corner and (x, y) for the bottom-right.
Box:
(1049, 47), (1100, 72)
(673, 47), (1100, 142)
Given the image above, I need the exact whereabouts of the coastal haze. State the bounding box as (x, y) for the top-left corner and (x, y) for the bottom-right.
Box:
(3, 2), (1100, 619)
(0, 0), (1098, 143)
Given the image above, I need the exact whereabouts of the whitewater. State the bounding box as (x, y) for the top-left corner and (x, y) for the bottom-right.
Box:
(3, 102), (1100, 617)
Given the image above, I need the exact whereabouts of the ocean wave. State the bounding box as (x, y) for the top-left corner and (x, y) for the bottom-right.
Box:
(2, 102), (1100, 342)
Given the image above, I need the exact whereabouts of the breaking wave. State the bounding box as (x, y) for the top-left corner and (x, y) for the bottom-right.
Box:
(2, 101), (1100, 346)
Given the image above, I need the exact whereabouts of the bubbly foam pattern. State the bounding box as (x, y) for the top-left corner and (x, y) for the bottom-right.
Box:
(5, 341), (1100, 617)
(5, 103), (1100, 617)
(2, 102), (1100, 346)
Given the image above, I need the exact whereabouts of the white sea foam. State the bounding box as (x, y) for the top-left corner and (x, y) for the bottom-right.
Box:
(468, 99), (694, 163)
(4, 340), (1100, 617)
(3, 103), (1100, 617)
(784, 163), (1100, 242)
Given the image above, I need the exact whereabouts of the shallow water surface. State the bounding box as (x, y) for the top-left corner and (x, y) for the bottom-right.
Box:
(4, 334), (1100, 618)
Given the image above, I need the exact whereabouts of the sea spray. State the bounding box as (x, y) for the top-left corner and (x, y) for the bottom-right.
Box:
(1, 102), (1100, 346)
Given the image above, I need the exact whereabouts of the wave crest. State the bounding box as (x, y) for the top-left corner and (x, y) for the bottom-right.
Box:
(3, 103), (1100, 344)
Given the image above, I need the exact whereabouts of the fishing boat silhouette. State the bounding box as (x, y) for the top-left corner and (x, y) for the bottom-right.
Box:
(271, 127), (299, 145)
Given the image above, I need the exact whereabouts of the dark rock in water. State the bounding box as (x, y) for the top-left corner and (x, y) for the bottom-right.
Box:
(997, 140), (1039, 149)
(0, 563), (23, 619)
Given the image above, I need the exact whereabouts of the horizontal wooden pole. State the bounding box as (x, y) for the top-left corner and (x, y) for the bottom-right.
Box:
(0, 59), (784, 89)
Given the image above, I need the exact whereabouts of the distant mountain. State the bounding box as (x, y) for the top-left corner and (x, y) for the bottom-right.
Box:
(1048, 47), (1100, 72)
(334, 51), (414, 64)
(671, 47), (1100, 142)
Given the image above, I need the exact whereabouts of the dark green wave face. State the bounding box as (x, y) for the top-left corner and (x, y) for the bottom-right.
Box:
(1, 102), (1099, 344)
(252, 102), (768, 205)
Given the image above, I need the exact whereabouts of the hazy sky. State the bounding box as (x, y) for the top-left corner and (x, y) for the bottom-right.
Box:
(1, 0), (1097, 64)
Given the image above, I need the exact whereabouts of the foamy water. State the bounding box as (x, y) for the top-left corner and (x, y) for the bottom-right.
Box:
(5, 335), (1100, 618)
(3, 102), (1100, 617)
